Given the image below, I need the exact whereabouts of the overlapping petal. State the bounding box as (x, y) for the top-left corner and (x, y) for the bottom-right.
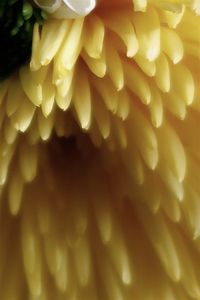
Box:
(0, 1), (200, 299)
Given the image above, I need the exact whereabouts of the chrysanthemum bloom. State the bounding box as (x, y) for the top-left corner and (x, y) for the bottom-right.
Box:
(1, 0), (200, 299)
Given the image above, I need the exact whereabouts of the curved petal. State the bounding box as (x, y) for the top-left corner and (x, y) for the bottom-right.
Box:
(33, 0), (62, 13)
(53, 0), (96, 18)
(63, 0), (96, 15)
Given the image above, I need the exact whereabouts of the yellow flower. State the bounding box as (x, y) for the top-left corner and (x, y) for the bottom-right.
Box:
(0, 0), (200, 299)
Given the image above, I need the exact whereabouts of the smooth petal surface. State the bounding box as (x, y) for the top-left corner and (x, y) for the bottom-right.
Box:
(1, 1), (200, 300)
(34, 0), (97, 18)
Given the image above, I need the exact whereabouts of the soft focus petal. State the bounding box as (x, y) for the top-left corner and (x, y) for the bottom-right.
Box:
(34, 0), (97, 18)
(1, 1), (200, 300)
(33, 0), (62, 13)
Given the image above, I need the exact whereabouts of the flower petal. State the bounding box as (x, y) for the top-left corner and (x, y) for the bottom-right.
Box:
(33, 0), (62, 13)
(53, 0), (96, 18)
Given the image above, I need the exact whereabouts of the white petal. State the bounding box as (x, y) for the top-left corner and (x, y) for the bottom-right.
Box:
(33, 0), (62, 13)
(63, 0), (96, 15)
(53, 0), (96, 18)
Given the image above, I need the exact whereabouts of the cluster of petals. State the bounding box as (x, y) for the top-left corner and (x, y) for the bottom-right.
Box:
(0, 0), (200, 300)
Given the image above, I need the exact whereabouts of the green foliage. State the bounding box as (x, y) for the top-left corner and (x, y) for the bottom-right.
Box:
(0, 0), (47, 80)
